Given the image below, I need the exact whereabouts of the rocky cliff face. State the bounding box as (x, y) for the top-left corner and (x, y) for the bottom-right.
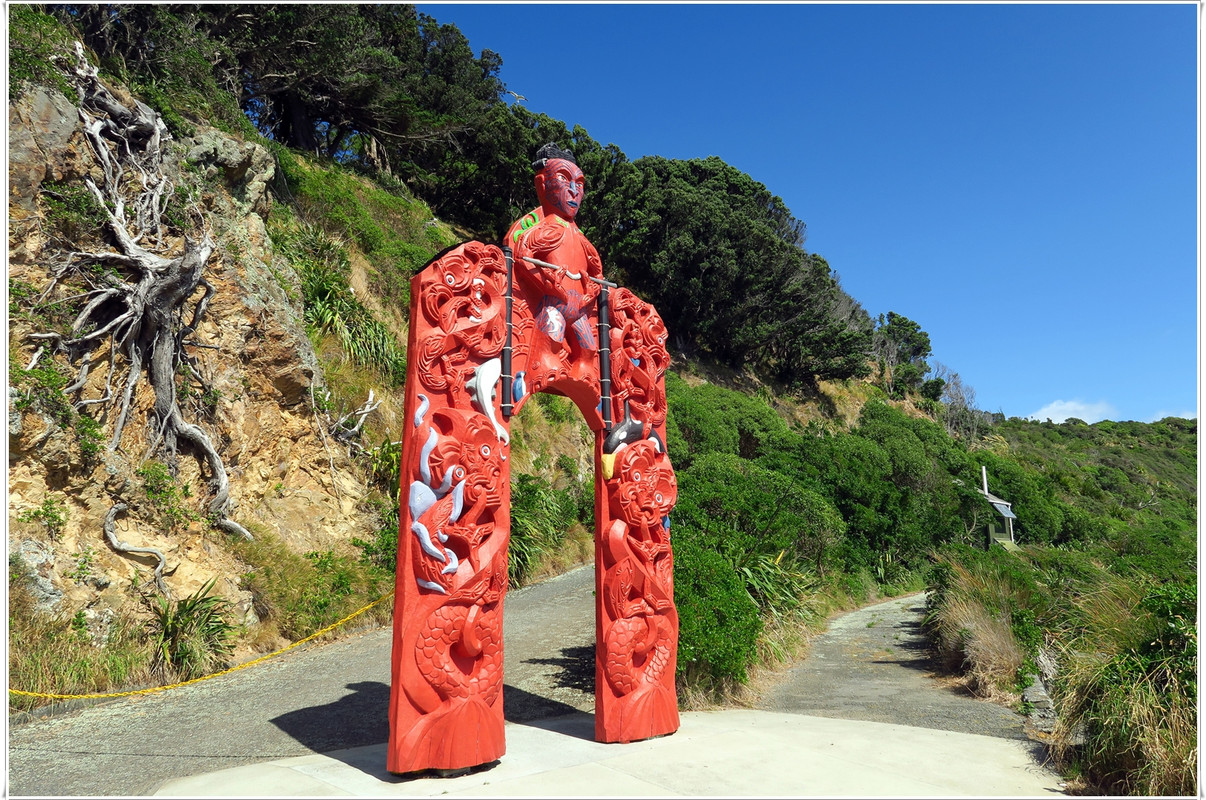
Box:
(8, 76), (377, 636)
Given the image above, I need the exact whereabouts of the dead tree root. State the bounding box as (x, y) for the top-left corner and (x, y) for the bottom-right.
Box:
(27, 44), (256, 570)
(102, 503), (170, 596)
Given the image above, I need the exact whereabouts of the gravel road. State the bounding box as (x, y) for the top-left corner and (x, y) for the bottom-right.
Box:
(757, 592), (1031, 741)
(7, 565), (598, 797)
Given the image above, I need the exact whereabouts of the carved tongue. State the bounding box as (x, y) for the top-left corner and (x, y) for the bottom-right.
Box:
(466, 358), (509, 444)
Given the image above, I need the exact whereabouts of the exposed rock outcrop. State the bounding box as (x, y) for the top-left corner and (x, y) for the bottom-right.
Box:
(8, 72), (376, 624)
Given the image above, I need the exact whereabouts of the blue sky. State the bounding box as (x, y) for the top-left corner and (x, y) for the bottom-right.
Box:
(420, 2), (1198, 424)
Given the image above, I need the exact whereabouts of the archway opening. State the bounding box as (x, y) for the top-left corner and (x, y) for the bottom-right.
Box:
(502, 387), (598, 722)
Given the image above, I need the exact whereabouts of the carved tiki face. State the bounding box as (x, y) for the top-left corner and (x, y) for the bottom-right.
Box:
(536, 158), (585, 220)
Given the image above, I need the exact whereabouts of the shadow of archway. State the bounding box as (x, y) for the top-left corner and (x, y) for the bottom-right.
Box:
(269, 680), (391, 754)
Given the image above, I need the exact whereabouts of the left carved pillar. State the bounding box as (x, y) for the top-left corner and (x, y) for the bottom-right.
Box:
(388, 242), (514, 774)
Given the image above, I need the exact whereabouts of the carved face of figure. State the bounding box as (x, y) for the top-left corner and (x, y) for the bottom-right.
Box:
(537, 158), (585, 220)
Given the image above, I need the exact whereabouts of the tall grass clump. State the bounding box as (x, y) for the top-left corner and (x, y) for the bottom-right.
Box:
(271, 220), (407, 386)
(508, 472), (585, 587)
(925, 555), (1033, 699)
(271, 147), (445, 305)
(1051, 580), (1197, 796)
(8, 556), (152, 710)
(926, 545), (1198, 795)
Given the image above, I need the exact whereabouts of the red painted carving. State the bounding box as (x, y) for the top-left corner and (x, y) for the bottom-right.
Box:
(389, 144), (678, 774)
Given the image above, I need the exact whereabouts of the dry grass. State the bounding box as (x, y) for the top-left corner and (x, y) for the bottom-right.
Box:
(1053, 657), (1198, 796)
(523, 522), (594, 584)
(927, 562), (1025, 699)
(8, 569), (154, 710)
(929, 553), (1198, 795)
(1047, 580), (1198, 796)
(1060, 579), (1145, 654)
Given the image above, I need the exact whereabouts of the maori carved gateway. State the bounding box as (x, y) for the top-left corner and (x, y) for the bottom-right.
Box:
(388, 145), (679, 773)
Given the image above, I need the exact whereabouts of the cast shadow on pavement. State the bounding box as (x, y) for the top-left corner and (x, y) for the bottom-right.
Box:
(268, 676), (596, 781)
(270, 680), (391, 755)
(874, 605), (992, 700)
(521, 643), (596, 692)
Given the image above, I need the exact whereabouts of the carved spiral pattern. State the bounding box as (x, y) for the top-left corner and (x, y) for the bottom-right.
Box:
(525, 217), (569, 256)
(615, 442), (678, 533)
(609, 288), (669, 427)
(415, 242), (508, 395)
(416, 603), (504, 705)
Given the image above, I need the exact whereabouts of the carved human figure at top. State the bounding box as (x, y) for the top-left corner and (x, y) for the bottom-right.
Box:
(508, 144), (603, 391)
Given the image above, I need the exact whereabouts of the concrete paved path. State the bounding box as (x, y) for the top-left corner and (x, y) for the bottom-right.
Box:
(7, 567), (597, 797)
(153, 710), (1062, 797)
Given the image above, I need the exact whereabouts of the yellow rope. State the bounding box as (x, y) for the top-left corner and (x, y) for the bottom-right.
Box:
(9, 590), (395, 701)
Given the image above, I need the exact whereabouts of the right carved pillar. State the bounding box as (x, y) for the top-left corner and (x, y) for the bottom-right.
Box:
(592, 287), (679, 743)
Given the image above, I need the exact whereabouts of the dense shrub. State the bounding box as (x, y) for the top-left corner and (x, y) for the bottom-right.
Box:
(664, 373), (795, 469)
(672, 535), (761, 686)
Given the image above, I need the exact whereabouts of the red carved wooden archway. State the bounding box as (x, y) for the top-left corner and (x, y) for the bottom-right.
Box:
(387, 145), (679, 774)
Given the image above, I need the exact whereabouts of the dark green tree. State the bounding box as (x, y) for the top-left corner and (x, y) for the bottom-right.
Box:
(585, 156), (872, 385)
(54, 4), (505, 169)
(873, 311), (933, 397)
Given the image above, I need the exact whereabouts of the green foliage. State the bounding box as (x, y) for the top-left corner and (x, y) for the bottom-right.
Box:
(270, 220), (408, 385)
(188, 6), (504, 162)
(675, 453), (843, 580)
(665, 372), (797, 469)
(232, 533), (392, 641)
(273, 148), (444, 309)
(673, 535), (761, 686)
(11, 357), (74, 423)
(54, 5), (252, 136)
(990, 415), (1197, 560)
(1009, 606), (1043, 687)
(65, 546), (97, 585)
(136, 462), (200, 534)
(75, 411), (105, 465)
(10, 352), (109, 467)
(777, 401), (970, 572)
(148, 578), (236, 681)
(1053, 580), (1198, 795)
(17, 496), (68, 539)
(351, 437), (403, 573)
(533, 392), (575, 424)
(9, 279), (39, 317)
(9, 4), (78, 102)
(353, 497), (399, 574)
(873, 312), (933, 398)
(41, 180), (108, 241)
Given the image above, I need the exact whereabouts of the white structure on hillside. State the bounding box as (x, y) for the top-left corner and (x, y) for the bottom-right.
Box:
(980, 466), (1017, 551)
